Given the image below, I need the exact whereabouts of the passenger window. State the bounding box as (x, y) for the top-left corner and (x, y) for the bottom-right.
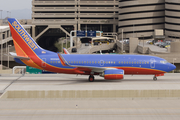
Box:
(127, 62), (128, 64)
(82, 61), (83, 63)
(71, 61), (73, 63)
(56, 61), (57, 63)
(139, 62), (141, 64)
(134, 62), (136, 64)
(79, 61), (81, 63)
(121, 61), (123, 64)
(142, 62), (144, 64)
(114, 62), (115, 64)
(87, 61), (88, 63)
(50, 61), (52, 63)
(89, 61), (91, 64)
(109, 61), (111, 64)
(84, 61), (86, 63)
(58, 61), (60, 63)
(119, 61), (120, 64)
(92, 61), (94, 64)
(69, 61), (70, 63)
(147, 62), (149, 64)
(124, 62), (126, 64)
(129, 62), (131, 64)
(95, 61), (97, 64)
(137, 62), (138, 64)
(132, 62), (133, 64)
(53, 61), (55, 63)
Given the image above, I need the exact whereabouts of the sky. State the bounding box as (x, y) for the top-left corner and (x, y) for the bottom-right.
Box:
(0, 0), (32, 19)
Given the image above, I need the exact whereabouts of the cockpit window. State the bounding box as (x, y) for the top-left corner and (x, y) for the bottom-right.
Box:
(160, 60), (167, 64)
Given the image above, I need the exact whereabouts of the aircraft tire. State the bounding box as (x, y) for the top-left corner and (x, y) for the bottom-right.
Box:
(153, 76), (157, 81)
(89, 75), (94, 82)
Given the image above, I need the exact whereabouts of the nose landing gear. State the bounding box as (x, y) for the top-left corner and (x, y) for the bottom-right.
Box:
(153, 76), (157, 81)
(153, 74), (164, 81)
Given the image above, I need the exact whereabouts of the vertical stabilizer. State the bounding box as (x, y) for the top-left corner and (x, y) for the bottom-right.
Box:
(8, 18), (43, 57)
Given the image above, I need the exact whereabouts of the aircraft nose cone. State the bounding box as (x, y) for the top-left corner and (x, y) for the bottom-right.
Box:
(170, 64), (176, 71)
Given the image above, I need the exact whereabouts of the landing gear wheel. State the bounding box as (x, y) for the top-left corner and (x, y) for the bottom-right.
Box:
(89, 75), (94, 82)
(153, 76), (157, 81)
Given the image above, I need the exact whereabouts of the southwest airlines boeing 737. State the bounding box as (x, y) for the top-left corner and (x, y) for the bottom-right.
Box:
(8, 18), (176, 82)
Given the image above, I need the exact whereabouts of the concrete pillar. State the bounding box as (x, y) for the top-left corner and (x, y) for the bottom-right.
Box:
(5, 31), (7, 53)
(35, 26), (50, 41)
(85, 24), (87, 31)
(74, 24), (78, 44)
(78, 24), (81, 31)
(74, 24), (77, 32)
(113, 24), (116, 32)
(32, 25), (36, 40)
(0, 32), (2, 40)
(8, 30), (10, 37)
(100, 24), (102, 31)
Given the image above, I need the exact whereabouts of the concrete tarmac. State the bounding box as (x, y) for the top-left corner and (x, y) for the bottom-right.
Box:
(0, 73), (180, 120)
(0, 73), (180, 91)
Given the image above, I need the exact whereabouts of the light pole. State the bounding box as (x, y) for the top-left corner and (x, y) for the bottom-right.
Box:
(7, 11), (9, 18)
(121, 29), (123, 54)
(0, 10), (2, 19)
(66, 34), (67, 49)
(1, 32), (5, 69)
(8, 45), (11, 68)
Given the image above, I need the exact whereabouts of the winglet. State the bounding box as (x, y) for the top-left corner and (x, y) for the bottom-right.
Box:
(63, 48), (70, 54)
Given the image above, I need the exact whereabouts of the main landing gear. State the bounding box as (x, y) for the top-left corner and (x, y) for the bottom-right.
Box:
(153, 76), (157, 81)
(89, 75), (94, 82)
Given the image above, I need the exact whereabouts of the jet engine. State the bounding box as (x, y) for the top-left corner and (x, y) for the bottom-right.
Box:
(102, 69), (124, 80)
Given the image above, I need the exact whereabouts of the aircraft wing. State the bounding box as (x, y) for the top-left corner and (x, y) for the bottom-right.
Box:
(72, 65), (119, 73)
(7, 52), (30, 60)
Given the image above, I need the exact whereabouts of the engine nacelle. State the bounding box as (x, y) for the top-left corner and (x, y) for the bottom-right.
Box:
(104, 69), (124, 80)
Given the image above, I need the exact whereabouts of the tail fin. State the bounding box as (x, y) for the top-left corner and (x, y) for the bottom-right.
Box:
(8, 18), (42, 57)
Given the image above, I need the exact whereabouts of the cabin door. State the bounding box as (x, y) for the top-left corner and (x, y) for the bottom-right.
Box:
(150, 58), (155, 68)
(42, 58), (46, 68)
(100, 60), (104, 66)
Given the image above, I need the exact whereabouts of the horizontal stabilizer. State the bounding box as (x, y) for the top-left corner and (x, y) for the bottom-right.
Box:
(7, 52), (30, 60)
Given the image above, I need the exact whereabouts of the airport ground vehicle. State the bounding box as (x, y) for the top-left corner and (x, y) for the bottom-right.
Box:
(85, 43), (89, 46)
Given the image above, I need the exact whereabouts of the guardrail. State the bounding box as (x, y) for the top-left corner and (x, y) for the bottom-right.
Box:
(13, 66), (26, 74)
(89, 43), (115, 54)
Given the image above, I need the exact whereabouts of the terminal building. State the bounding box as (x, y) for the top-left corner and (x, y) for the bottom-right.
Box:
(31, 0), (119, 50)
(31, 0), (180, 47)
(0, 0), (180, 70)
